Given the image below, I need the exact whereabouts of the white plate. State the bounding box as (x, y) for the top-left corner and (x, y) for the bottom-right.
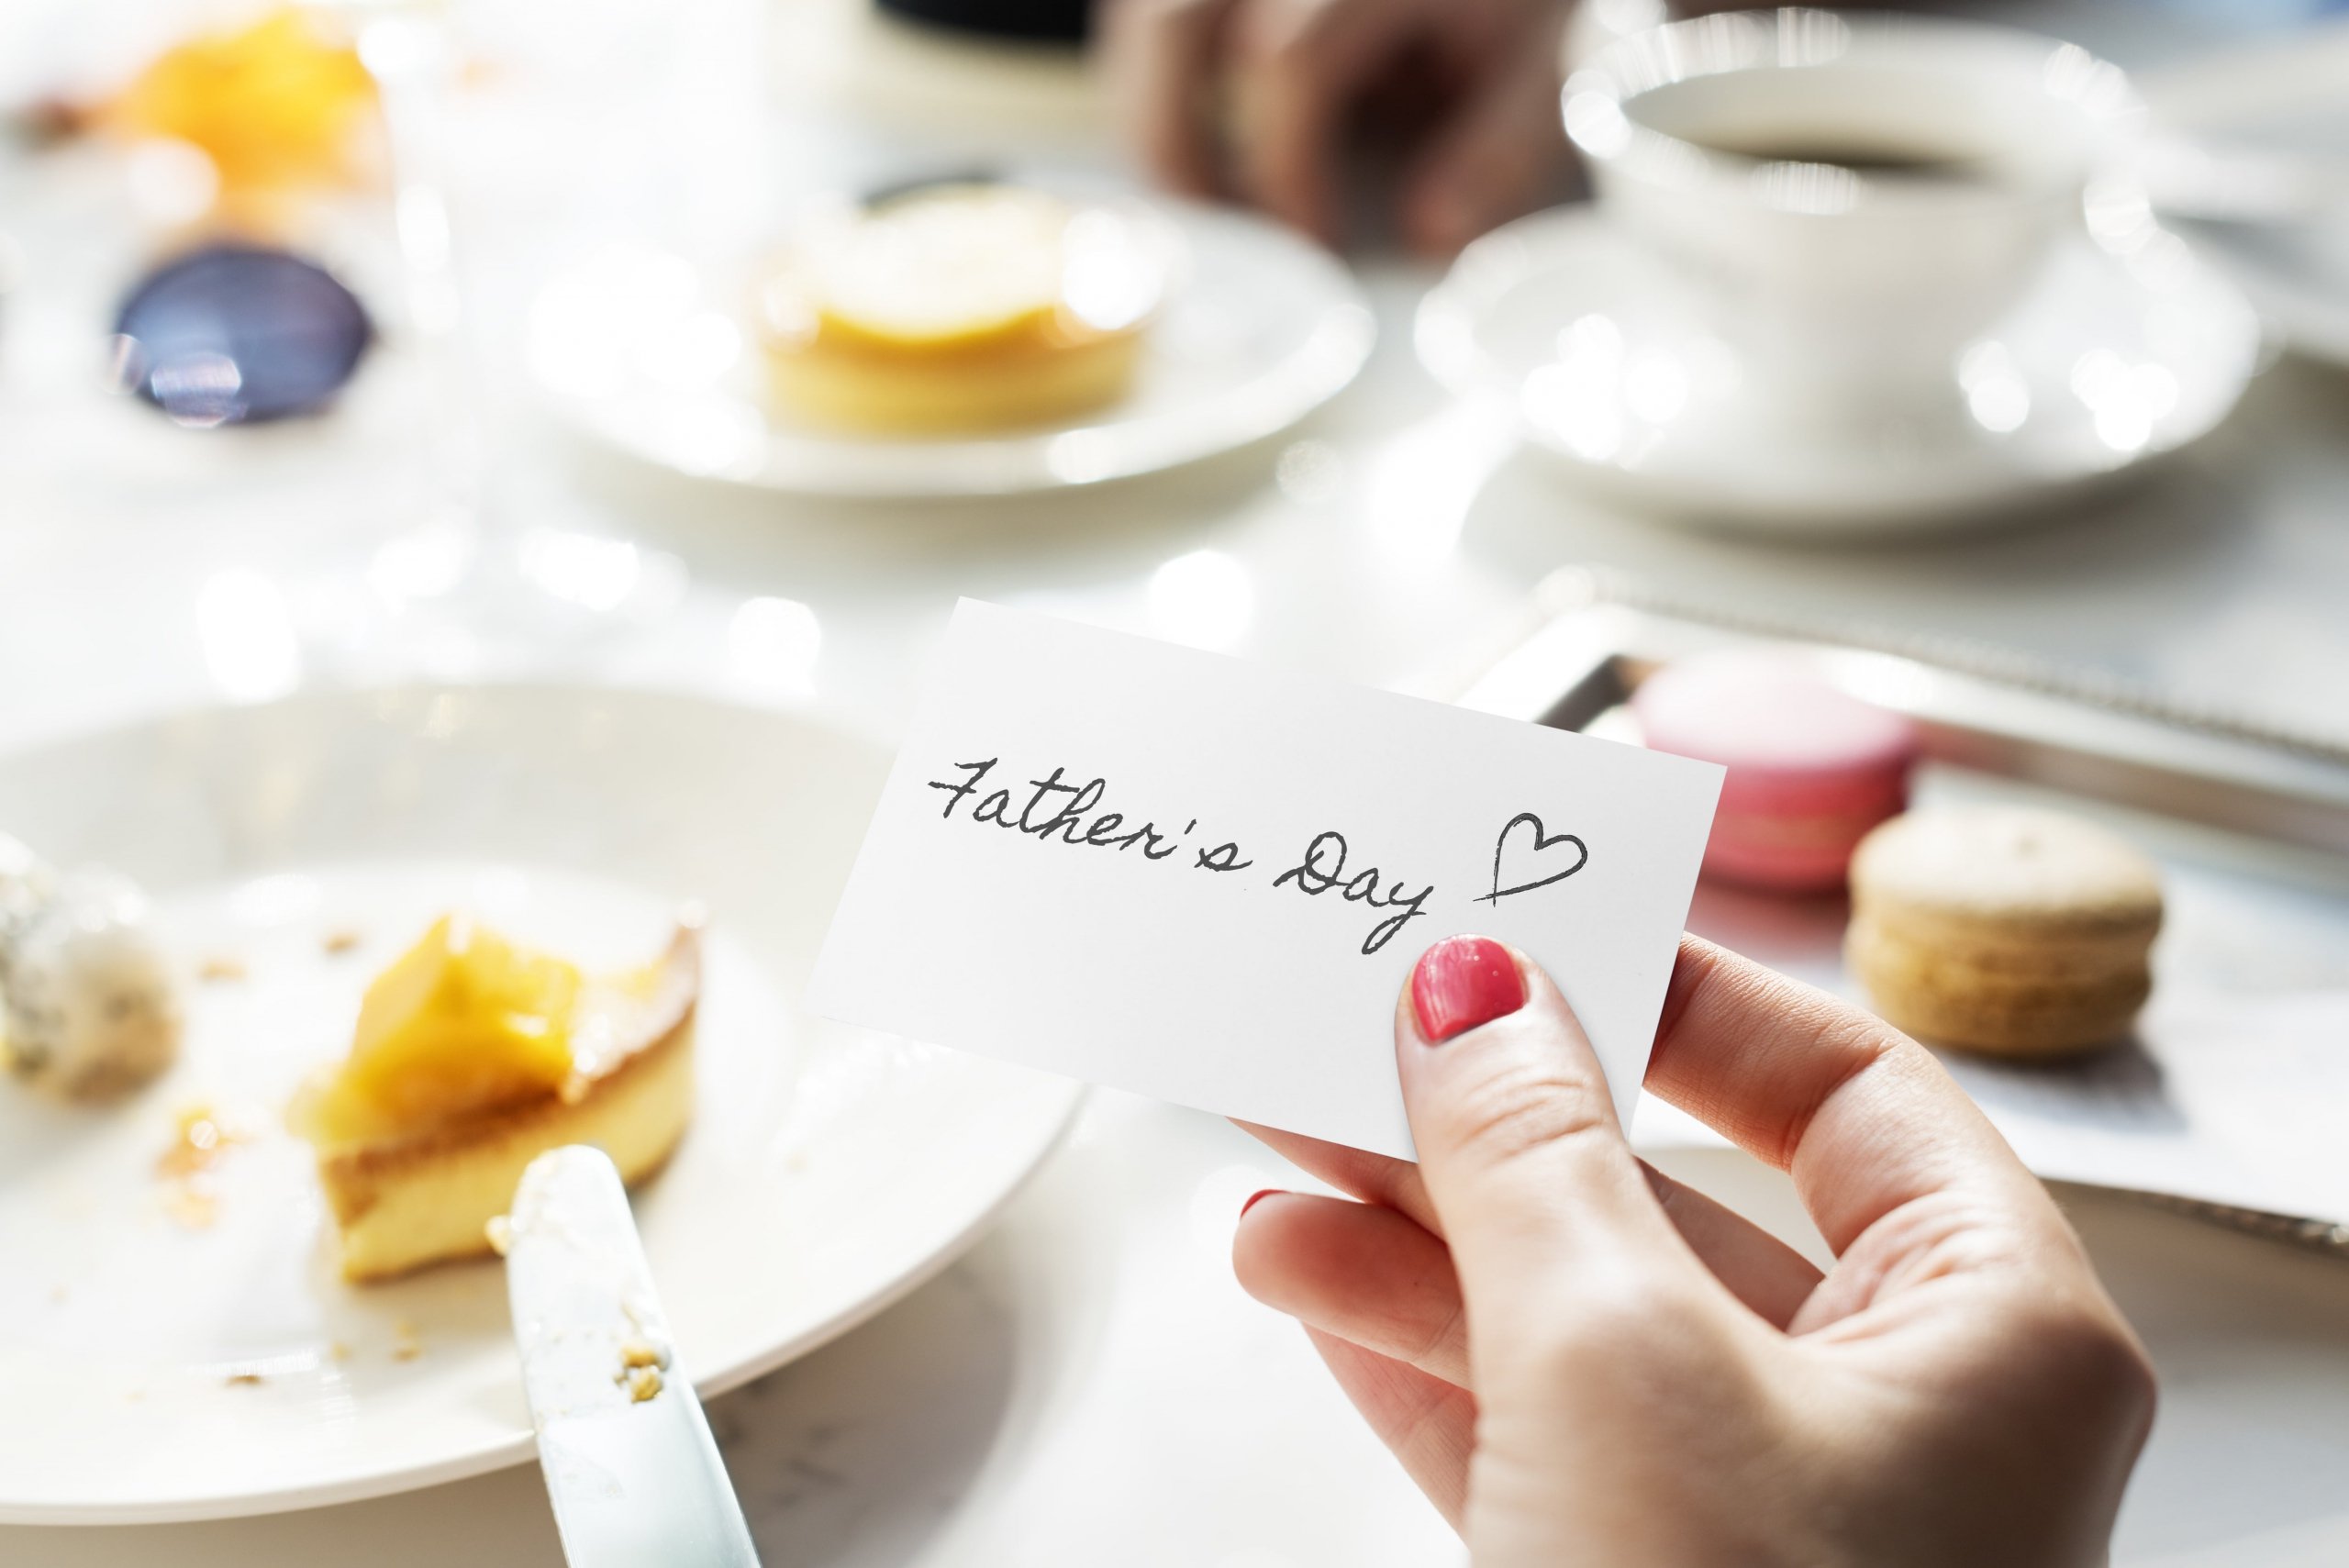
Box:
(1417, 207), (2262, 534)
(529, 195), (1375, 497)
(2179, 215), (2349, 369)
(0, 685), (1083, 1524)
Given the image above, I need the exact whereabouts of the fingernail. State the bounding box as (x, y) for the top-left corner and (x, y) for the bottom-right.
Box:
(1411, 935), (1525, 1043)
(1240, 1188), (1284, 1219)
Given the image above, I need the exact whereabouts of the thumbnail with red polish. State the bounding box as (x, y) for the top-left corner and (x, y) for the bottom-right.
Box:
(1411, 936), (1526, 1043)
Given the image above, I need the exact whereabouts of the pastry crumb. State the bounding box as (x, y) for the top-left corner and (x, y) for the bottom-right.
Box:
(157, 1104), (250, 1229)
(618, 1338), (670, 1371)
(615, 1336), (670, 1400)
(162, 1184), (219, 1229)
(322, 928), (363, 955)
(484, 1214), (513, 1256)
(392, 1320), (424, 1362)
(197, 955), (248, 982)
(158, 1104), (250, 1177)
(226, 1372), (263, 1386)
(328, 1340), (351, 1363)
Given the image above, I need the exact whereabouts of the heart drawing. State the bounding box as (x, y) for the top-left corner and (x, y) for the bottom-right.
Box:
(1475, 812), (1589, 905)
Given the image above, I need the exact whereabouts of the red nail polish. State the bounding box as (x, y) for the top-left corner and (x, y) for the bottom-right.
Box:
(1411, 936), (1525, 1042)
(1240, 1188), (1283, 1219)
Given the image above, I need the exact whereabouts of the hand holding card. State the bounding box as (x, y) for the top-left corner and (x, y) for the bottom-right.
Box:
(1234, 936), (2157, 1557)
(809, 600), (1723, 1158)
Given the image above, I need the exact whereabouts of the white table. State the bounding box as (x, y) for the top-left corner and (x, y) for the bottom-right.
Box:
(2, 1), (2347, 1562)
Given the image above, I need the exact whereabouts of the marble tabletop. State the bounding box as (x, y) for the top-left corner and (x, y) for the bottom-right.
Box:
(3, 0), (2347, 1562)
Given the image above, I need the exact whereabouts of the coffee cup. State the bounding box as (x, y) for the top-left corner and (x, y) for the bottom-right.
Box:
(1564, 9), (2143, 412)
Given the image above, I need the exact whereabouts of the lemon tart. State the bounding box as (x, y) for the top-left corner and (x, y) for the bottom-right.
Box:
(291, 914), (698, 1282)
(97, 7), (380, 203)
(756, 182), (1165, 434)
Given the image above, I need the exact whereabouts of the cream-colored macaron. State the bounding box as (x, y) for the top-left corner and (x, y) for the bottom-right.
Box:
(1846, 805), (2162, 1058)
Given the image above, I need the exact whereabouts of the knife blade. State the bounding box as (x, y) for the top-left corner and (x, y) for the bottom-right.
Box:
(505, 1145), (763, 1568)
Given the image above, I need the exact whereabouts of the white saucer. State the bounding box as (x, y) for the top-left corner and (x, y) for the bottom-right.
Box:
(2178, 214), (2349, 369)
(530, 193), (1374, 499)
(0, 685), (1082, 1523)
(1418, 206), (2262, 533)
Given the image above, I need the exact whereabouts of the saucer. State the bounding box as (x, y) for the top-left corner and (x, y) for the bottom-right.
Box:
(2176, 214), (2349, 370)
(529, 192), (1373, 499)
(1418, 206), (2262, 533)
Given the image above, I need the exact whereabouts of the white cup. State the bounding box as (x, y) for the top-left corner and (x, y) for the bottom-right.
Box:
(1564, 9), (2143, 412)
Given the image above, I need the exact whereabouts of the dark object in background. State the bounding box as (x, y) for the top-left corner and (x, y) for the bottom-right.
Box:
(861, 165), (1005, 206)
(112, 243), (372, 427)
(876, 0), (1090, 44)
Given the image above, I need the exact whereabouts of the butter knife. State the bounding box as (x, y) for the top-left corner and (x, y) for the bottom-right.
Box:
(506, 1146), (763, 1568)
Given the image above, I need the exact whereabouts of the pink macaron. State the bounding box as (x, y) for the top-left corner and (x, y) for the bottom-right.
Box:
(1632, 650), (1919, 894)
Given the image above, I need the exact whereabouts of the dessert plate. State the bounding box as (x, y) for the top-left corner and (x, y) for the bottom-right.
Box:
(529, 195), (1375, 497)
(0, 685), (1084, 1524)
(1417, 207), (2261, 534)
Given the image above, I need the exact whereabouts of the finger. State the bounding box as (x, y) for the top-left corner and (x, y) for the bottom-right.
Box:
(1640, 1163), (1823, 1327)
(1647, 936), (2059, 1254)
(1302, 1326), (1474, 1530)
(1397, 936), (1713, 1353)
(1235, 1191), (1470, 1385)
(1235, 1123), (1824, 1328)
(1236, 1184), (1818, 1393)
(1397, 41), (1573, 255)
(1226, 0), (1416, 241)
(1098, 0), (1238, 196)
(1236, 1120), (1439, 1230)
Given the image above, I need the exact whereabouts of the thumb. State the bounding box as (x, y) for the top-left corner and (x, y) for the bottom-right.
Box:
(1397, 935), (1697, 1355)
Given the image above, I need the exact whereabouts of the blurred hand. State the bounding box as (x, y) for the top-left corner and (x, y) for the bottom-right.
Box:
(1235, 934), (2155, 1566)
(1097, 0), (1575, 254)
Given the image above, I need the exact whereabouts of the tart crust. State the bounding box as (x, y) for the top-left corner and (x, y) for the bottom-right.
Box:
(313, 926), (698, 1282)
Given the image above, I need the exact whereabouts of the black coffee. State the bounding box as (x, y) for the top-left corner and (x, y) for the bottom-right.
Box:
(1687, 132), (1994, 181)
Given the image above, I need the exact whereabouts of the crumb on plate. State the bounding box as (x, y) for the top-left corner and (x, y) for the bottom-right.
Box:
(157, 1104), (250, 1178)
(162, 1185), (219, 1229)
(156, 1103), (252, 1229)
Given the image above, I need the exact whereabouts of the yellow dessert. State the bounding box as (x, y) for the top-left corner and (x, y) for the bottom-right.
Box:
(292, 914), (698, 1282)
(757, 183), (1165, 435)
(97, 7), (379, 195)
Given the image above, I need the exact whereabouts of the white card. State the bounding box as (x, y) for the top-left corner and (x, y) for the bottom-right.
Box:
(808, 600), (1723, 1159)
